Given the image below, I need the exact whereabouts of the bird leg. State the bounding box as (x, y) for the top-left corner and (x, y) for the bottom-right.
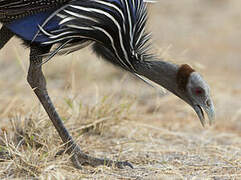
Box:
(0, 26), (14, 49)
(27, 44), (133, 169)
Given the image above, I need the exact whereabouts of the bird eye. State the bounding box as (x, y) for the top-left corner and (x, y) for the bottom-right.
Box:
(195, 87), (203, 95)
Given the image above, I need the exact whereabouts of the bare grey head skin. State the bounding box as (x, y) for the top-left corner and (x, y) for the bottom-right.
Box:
(133, 60), (215, 126)
(185, 71), (215, 126)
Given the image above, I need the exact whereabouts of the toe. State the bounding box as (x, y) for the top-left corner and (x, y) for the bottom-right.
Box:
(115, 161), (134, 169)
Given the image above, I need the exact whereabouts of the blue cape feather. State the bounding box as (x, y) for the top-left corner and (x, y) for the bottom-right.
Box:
(6, 10), (60, 43)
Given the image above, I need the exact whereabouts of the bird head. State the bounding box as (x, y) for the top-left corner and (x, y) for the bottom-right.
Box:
(175, 64), (215, 126)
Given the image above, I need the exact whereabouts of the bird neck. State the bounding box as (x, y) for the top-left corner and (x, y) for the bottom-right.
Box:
(133, 60), (181, 96)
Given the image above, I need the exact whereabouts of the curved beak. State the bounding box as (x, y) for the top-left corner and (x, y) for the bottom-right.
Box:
(193, 99), (215, 127)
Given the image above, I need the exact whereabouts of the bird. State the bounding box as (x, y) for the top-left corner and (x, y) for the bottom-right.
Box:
(0, 0), (215, 169)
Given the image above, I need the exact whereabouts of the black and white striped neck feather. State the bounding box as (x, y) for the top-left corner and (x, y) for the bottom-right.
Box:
(37, 0), (154, 72)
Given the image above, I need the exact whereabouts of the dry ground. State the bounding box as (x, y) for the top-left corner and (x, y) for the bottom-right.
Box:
(0, 0), (241, 179)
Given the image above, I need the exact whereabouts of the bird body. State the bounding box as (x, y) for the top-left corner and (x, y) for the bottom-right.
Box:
(0, 0), (215, 168)
(2, 0), (152, 71)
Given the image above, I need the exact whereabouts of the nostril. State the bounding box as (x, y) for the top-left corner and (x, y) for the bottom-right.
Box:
(206, 99), (211, 107)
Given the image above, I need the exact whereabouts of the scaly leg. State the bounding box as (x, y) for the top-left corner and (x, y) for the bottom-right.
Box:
(27, 44), (133, 169)
(0, 25), (14, 49)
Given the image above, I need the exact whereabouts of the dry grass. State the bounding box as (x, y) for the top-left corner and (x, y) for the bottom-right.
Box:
(1, 0), (241, 179)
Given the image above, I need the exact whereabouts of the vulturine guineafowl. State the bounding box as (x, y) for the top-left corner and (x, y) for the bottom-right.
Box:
(0, 0), (215, 168)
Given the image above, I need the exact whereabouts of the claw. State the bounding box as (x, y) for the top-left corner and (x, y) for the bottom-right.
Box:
(114, 161), (134, 169)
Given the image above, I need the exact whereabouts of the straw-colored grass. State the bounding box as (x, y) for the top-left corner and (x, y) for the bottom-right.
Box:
(0, 0), (241, 179)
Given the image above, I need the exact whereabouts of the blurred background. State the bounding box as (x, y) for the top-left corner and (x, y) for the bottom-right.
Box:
(0, 0), (240, 179)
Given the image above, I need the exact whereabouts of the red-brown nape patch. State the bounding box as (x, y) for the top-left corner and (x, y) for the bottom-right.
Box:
(176, 64), (195, 91)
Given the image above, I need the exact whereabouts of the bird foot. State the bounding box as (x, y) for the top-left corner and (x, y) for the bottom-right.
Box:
(70, 145), (133, 169)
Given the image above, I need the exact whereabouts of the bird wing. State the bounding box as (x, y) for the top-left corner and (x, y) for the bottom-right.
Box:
(0, 0), (70, 23)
